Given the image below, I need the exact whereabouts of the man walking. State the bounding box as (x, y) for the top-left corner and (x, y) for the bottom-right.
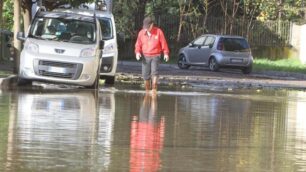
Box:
(135, 16), (170, 94)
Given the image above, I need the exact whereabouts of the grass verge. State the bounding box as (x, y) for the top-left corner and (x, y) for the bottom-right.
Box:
(0, 70), (13, 77)
(253, 58), (306, 74)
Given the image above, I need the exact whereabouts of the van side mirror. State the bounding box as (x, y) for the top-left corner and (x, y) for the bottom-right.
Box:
(17, 32), (26, 41)
(99, 40), (105, 50)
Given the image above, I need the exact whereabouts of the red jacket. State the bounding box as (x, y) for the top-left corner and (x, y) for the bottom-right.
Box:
(135, 26), (170, 57)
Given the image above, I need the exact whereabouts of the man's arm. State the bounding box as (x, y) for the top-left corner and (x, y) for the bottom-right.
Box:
(135, 31), (143, 60)
(159, 29), (170, 61)
(135, 31), (142, 55)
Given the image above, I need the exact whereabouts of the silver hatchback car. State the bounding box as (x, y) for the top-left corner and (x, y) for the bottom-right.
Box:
(178, 34), (253, 74)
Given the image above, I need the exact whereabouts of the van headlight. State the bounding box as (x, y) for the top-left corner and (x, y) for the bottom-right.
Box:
(80, 48), (95, 57)
(25, 42), (39, 53)
(103, 44), (114, 54)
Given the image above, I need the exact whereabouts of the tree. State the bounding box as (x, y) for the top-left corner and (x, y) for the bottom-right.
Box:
(22, 0), (33, 33)
(219, 0), (240, 34)
(113, 0), (150, 39)
(13, 0), (21, 73)
(240, 0), (261, 38)
(257, 0), (305, 21)
(1, 1), (13, 30)
(135, 0), (148, 31)
(0, 0), (3, 29)
(177, 0), (195, 42)
(201, 0), (218, 32)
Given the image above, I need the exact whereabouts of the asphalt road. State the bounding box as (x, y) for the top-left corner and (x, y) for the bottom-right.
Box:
(116, 61), (306, 90)
(1, 61), (306, 90)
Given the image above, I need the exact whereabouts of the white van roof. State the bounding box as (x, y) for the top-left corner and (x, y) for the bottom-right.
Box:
(53, 8), (113, 19)
(52, 9), (95, 17)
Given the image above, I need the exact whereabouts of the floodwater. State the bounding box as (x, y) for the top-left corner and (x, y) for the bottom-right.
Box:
(1, 86), (306, 172)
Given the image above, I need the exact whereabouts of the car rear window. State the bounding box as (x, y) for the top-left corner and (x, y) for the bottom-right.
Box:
(220, 38), (250, 52)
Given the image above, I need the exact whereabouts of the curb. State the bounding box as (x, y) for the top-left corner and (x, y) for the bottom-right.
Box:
(0, 75), (17, 89)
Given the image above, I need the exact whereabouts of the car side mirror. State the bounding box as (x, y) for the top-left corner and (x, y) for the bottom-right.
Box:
(99, 40), (105, 50)
(209, 44), (213, 48)
(17, 32), (26, 41)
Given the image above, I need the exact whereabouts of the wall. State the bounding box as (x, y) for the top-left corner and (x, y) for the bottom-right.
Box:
(290, 23), (306, 64)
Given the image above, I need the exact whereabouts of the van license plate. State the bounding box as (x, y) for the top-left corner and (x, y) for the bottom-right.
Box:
(48, 67), (67, 73)
(231, 59), (243, 63)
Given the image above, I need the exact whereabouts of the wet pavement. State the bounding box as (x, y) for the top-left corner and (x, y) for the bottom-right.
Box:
(1, 86), (306, 171)
(116, 61), (306, 90)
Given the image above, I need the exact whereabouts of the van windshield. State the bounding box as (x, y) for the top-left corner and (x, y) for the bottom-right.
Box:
(29, 17), (96, 44)
(99, 18), (113, 40)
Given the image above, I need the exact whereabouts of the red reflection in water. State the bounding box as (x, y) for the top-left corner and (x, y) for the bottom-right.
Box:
(130, 94), (165, 172)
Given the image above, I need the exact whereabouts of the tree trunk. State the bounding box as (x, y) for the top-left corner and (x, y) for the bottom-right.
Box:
(0, 0), (3, 29)
(229, 0), (239, 35)
(224, 1), (228, 34)
(22, 0), (32, 33)
(177, 4), (184, 42)
(278, 0), (283, 36)
(134, 0), (147, 32)
(220, 0), (228, 34)
(13, 0), (21, 74)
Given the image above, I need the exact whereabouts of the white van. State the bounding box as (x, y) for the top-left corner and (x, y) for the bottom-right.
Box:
(17, 9), (104, 89)
(95, 10), (118, 85)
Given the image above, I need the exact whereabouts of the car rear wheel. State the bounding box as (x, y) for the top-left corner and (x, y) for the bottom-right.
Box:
(209, 57), (219, 72)
(242, 65), (252, 74)
(178, 54), (190, 69)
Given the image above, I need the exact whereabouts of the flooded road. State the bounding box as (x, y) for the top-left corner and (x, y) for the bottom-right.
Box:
(1, 87), (306, 171)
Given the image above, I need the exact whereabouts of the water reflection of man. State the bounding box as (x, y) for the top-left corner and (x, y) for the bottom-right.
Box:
(130, 94), (165, 172)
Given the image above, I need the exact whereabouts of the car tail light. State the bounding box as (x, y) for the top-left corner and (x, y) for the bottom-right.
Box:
(217, 40), (223, 50)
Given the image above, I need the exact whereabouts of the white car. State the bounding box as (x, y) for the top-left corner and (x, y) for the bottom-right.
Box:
(17, 9), (104, 89)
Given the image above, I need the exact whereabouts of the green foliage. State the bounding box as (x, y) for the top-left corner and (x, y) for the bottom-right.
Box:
(257, 0), (305, 20)
(2, 0), (13, 31)
(113, 1), (138, 38)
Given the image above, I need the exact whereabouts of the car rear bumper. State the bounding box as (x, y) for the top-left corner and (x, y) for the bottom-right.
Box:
(217, 56), (253, 68)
